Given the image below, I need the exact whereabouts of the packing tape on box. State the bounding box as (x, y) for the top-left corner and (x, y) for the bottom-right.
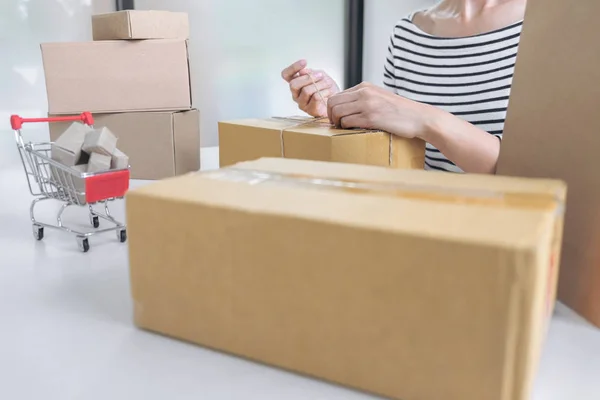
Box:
(202, 167), (565, 213)
(271, 117), (395, 164)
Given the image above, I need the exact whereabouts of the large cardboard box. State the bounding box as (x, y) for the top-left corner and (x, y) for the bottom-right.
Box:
(497, 0), (600, 326)
(50, 110), (200, 180)
(127, 158), (566, 400)
(219, 118), (426, 169)
(41, 40), (192, 114)
(92, 10), (189, 40)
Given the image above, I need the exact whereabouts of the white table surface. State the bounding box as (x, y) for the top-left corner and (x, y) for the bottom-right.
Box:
(1, 139), (599, 400)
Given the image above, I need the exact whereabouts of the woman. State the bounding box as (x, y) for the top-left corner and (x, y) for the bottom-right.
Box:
(281, 0), (526, 174)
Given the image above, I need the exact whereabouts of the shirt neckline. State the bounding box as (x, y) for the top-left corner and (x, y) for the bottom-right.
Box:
(406, 14), (524, 40)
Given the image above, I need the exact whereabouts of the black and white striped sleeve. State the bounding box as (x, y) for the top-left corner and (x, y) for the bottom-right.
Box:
(383, 34), (396, 91)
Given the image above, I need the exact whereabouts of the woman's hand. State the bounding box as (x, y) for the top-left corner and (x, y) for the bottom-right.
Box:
(327, 82), (439, 139)
(328, 82), (502, 174)
(281, 60), (340, 118)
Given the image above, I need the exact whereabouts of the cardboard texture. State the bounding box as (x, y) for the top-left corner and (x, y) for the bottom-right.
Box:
(92, 10), (190, 40)
(218, 118), (425, 169)
(127, 158), (565, 400)
(41, 40), (192, 114)
(82, 127), (118, 156)
(497, 0), (600, 326)
(51, 122), (89, 166)
(87, 152), (111, 173)
(51, 145), (78, 167)
(49, 110), (200, 180)
(236, 158), (566, 314)
(111, 149), (129, 170)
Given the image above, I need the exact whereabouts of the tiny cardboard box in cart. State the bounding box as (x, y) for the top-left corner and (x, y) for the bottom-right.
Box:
(218, 117), (426, 169)
(127, 157), (565, 400)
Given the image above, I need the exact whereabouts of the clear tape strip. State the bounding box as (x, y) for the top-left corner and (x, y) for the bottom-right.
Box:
(202, 168), (564, 214)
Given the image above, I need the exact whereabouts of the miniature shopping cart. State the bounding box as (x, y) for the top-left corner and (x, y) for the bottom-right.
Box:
(10, 113), (130, 252)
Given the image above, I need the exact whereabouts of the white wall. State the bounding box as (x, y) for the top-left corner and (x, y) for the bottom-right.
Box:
(0, 0), (114, 168)
(363, 0), (437, 85)
(136, 0), (346, 147)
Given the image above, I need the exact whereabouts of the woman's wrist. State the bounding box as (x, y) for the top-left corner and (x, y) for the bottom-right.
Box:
(418, 105), (449, 147)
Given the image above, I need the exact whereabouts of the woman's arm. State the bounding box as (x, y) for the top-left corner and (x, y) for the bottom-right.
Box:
(327, 82), (501, 174)
(423, 109), (501, 174)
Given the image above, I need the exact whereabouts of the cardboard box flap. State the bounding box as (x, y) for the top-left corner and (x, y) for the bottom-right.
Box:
(223, 117), (378, 137)
(205, 166), (562, 213)
(290, 122), (379, 138)
(241, 158), (566, 198)
(234, 158), (566, 207)
(131, 170), (556, 250)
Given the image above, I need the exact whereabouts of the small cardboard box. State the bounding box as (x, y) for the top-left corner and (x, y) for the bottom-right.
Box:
(111, 149), (129, 170)
(41, 39), (192, 114)
(92, 10), (190, 40)
(82, 127), (118, 156)
(497, 0), (600, 326)
(88, 152), (112, 173)
(127, 158), (565, 400)
(219, 118), (426, 169)
(49, 110), (200, 180)
(51, 122), (90, 166)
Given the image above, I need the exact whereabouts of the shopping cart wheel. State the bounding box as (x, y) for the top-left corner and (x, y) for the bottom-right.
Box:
(77, 237), (90, 253)
(90, 215), (100, 229)
(117, 229), (127, 243)
(33, 225), (44, 241)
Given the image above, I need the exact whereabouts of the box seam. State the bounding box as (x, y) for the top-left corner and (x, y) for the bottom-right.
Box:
(171, 113), (178, 175)
(39, 44), (52, 108)
(185, 40), (193, 107)
(127, 11), (133, 38)
(501, 251), (533, 400)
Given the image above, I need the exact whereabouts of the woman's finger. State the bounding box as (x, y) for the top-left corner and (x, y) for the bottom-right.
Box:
(329, 101), (363, 127)
(342, 82), (373, 93)
(327, 91), (359, 119)
(339, 113), (368, 129)
(304, 89), (332, 115)
(290, 72), (326, 101)
(298, 79), (334, 107)
(281, 59), (307, 82)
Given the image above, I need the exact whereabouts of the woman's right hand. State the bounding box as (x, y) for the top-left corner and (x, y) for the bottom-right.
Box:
(281, 59), (340, 118)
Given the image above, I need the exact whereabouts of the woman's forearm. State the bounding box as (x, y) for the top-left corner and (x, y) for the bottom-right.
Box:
(420, 107), (501, 174)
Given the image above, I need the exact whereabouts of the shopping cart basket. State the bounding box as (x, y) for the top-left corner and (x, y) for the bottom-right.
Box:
(10, 113), (130, 252)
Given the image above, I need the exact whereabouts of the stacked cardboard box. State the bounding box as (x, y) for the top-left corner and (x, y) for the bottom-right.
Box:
(127, 157), (566, 400)
(41, 10), (200, 180)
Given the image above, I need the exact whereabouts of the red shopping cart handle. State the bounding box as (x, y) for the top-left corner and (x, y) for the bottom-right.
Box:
(10, 112), (94, 130)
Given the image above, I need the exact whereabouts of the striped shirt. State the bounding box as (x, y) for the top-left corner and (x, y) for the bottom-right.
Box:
(383, 16), (523, 173)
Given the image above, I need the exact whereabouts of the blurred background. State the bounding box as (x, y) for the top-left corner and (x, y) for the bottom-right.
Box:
(0, 0), (436, 158)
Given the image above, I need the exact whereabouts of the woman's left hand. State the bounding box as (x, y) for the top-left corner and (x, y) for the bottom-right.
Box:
(327, 82), (439, 139)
